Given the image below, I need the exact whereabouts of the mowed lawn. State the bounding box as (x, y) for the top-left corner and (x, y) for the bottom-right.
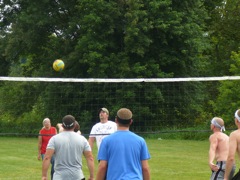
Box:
(0, 136), (234, 180)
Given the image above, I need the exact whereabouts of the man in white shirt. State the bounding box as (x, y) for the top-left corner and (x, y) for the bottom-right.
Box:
(88, 107), (117, 151)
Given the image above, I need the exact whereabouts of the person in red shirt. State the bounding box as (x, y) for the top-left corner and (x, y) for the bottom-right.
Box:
(38, 118), (57, 180)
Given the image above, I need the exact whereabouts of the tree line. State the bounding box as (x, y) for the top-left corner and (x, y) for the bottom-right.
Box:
(0, 0), (240, 134)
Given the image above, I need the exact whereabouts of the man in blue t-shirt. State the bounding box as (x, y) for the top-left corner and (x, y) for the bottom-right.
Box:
(96, 108), (151, 180)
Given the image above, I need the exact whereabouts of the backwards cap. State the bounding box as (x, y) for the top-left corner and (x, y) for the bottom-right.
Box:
(117, 108), (132, 120)
(116, 108), (132, 124)
(62, 115), (76, 129)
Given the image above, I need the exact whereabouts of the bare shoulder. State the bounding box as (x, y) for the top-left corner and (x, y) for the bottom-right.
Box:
(209, 133), (217, 141)
(221, 132), (229, 139)
(229, 130), (240, 139)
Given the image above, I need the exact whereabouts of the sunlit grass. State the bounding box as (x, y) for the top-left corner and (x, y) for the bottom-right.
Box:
(0, 136), (238, 180)
(0, 137), (42, 180)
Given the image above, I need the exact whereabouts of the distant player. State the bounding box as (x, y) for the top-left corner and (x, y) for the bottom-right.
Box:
(38, 118), (57, 180)
(57, 121), (81, 134)
(209, 117), (235, 180)
(88, 107), (117, 151)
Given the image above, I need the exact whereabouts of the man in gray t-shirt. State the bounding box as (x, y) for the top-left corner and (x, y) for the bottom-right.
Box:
(42, 115), (94, 180)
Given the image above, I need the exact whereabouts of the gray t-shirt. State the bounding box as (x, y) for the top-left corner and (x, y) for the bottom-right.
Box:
(47, 131), (91, 180)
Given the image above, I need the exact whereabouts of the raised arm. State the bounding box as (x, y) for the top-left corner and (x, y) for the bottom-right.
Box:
(56, 123), (64, 133)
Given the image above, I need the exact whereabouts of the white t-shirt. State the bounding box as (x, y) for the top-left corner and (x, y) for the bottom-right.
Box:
(89, 120), (117, 149)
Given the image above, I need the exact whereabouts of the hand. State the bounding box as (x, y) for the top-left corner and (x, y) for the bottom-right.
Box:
(209, 163), (219, 172)
(42, 177), (47, 180)
(38, 154), (41, 160)
(88, 177), (94, 180)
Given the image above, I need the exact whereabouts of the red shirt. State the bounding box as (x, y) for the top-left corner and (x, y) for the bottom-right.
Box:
(39, 127), (57, 154)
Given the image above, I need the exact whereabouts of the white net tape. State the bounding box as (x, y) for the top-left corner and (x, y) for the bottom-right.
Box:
(1, 76), (240, 82)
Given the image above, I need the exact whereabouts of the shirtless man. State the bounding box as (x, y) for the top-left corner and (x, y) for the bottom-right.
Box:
(224, 110), (240, 180)
(209, 117), (234, 180)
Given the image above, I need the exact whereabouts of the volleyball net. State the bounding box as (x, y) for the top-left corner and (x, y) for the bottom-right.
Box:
(0, 76), (239, 136)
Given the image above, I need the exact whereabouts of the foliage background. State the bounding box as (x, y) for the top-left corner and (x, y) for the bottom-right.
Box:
(1, 0), (240, 134)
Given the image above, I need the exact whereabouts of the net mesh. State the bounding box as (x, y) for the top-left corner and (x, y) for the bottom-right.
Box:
(0, 76), (238, 136)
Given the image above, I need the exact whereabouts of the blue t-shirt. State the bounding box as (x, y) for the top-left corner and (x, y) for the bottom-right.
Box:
(98, 130), (150, 180)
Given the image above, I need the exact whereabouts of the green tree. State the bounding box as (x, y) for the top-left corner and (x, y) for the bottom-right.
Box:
(207, 0), (240, 76)
(0, 0), (212, 132)
(211, 50), (240, 127)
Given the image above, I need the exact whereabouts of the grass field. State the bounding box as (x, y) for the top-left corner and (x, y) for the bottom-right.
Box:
(0, 136), (236, 180)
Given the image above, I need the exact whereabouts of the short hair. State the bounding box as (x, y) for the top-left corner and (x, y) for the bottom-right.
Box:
(42, 118), (50, 125)
(215, 118), (224, 127)
(74, 121), (80, 132)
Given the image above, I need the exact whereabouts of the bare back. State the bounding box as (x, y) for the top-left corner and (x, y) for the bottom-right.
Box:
(210, 132), (229, 161)
(230, 130), (240, 158)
